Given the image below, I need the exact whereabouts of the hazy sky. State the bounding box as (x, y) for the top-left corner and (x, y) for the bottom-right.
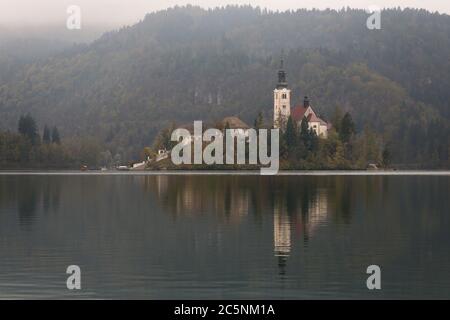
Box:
(0, 0), (448, 28)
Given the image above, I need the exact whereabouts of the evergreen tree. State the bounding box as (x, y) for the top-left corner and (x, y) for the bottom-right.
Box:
(18, 114), (39, 145)
(308, 129), (319, 152)
(340, 112), (355, 143)
(254, 112), (264, 129)
(382, 145), (391, 168)
(43, 125), (51, 144)
(331, 107), (343, 134)
(51, 126), (61, 144)
(299, 116), (309, 140)
(284, 116), (297, 148)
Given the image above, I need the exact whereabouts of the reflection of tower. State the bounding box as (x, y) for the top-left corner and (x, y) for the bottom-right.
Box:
(155, 175), (168, 197)
(273, 202), (291, 258)
(273, 199), (291, 276)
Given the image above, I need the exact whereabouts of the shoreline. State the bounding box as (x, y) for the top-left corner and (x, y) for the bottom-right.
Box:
(0, 170), (450, 176)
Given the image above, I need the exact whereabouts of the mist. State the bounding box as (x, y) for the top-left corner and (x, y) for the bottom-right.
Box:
(0, 0), (449, 30)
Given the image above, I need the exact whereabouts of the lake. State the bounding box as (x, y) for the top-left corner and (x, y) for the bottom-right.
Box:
(0, 172), (449, 299)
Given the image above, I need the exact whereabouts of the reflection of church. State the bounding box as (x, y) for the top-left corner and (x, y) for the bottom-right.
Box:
(273, 204), (291, 258)
(272, 188), (329, 274)
(299, 189), (329, 238)
(139, 175), (332, 276)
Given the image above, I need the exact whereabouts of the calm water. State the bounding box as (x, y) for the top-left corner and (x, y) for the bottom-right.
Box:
(0, 173), (449, 299)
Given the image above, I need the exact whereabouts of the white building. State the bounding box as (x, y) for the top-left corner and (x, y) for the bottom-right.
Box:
(273, 61), (330, 138)
(273, 60), (291, 129)
(291, 97), (330, 138)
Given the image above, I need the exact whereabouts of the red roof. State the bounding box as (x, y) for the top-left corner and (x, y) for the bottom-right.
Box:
(291, 105), (308, 122)
(291, 105), (328, 125)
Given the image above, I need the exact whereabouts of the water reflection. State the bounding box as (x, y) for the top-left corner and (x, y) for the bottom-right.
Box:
(0, 176), (62, 228)
(0, 174), (449, 299)
(141, 176), (335, 273)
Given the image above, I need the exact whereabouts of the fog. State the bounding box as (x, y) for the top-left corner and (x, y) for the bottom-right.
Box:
(0, 0), (448, 29)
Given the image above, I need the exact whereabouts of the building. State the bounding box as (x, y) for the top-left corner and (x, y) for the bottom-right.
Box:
(291, 96), (330, 138)
(273, 60), (329, 138)
(273, 60), (291, 129)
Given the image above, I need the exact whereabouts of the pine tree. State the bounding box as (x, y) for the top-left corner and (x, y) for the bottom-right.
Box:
(254, 112), (264, 129)
(331, 107), (343, 134)
(51, 126), (61, 144)
(43, 125), (51, 144)
(340, 112), (355, 143)
(299, 116), (310, 147)
(18, 114), (39, 145)
(308, 128), (319, 152)
(382, 145), (391, 168)
(284, 116), (297, 148)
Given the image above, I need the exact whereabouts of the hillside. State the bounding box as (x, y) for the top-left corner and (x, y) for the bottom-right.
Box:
(0, 6), (449, 166)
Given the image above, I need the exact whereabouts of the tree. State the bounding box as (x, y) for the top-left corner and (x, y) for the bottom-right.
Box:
(299, 116), (309, 140)
(99, 150), (113, 168)
(18, 114), (39, 145)
(153, 123), (176, 150)
(43, 125), (51, 144)
(309, 129), (319, 152)
(340, 112), (355, 143)
(382, 145), (391, 168)
(275, 110), (287, 130)
(51, 127), (61, 144)
(254, 112), (264, 129)
(284, 116), (297, 148)
(331, 107), (343, 134)
(143, 147), (156, 160)
(114, 153), (122, 166)
(332, 142), (347, 169)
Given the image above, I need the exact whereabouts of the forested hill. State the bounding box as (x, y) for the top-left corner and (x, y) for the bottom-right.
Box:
(0, 6), (449, 166)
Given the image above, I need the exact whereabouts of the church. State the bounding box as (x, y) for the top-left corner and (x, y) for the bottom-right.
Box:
(273, 61), (329, 138)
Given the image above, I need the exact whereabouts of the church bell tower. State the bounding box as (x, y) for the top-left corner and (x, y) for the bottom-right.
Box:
(273, 59), (291, 129)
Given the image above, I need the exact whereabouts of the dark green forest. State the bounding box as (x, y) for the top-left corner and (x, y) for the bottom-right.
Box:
(0, 6), (449, 168)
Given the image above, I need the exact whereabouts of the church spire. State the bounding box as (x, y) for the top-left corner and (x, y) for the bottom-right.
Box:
(277, 59), (288, 89)
(273, 57), (291, 129)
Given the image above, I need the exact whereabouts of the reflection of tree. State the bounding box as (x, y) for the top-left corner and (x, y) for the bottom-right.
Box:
(17, 177), (39, 227)
(140, 175), (389, 276)
(42, 177), (62, 215)
(0, 176), (63, 228)
(141, 175), (253, 223)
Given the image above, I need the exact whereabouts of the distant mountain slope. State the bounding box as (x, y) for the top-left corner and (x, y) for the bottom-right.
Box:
(0, 6), (448, 164)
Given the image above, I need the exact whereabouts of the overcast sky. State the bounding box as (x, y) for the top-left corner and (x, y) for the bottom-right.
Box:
(0, 0), (448, 28)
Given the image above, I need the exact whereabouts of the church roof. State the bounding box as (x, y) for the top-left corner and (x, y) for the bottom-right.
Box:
(291, 106), (309, 122)
(307, 113), (328, 125)
(291, 105), (328, 125)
